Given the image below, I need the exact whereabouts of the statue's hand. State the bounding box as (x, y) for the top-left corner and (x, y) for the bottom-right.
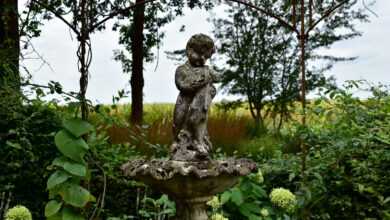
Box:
(190, 74), (207, 88)
(210, 69), (222, 83)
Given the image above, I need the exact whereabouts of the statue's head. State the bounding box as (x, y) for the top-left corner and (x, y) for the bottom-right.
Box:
(186, 34), (215, 67)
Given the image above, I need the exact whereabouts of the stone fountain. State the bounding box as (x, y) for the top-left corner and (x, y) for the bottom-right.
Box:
(121, 34), (257, 220)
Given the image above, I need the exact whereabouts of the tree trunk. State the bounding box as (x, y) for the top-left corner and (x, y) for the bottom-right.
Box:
(0, 0), (20, 90)
(130, 0), (145, 125)
(78, 0), (89, 120)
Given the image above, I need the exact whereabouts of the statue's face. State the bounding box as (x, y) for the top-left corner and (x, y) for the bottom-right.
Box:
(187, 47), (214, 67)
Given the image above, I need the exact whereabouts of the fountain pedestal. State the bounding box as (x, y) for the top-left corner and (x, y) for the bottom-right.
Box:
(121, 159), (256, 220)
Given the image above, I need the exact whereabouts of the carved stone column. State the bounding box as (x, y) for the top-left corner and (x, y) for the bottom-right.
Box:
(173, 196), (211, 220)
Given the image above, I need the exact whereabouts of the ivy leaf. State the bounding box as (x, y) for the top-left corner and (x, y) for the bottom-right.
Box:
(47, 170), (71, 189)
(61, 184), (91, 208)
(63, 118), (94, 138)
(45, 200), (63, 217)
(55, 130), (88, 162)
(62, 207), (85, 220)
(53, 157), (87, 177)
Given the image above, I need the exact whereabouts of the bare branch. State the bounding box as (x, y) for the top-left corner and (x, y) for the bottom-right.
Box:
(225, 0), (299, 35)
(89, 0), (157, 32)
(306, 0), (349, 35)
(31, 0), (80, 36)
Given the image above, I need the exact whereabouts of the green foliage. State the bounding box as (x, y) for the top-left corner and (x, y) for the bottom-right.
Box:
(138, 194), (175, 219)
(213, 0), (300, 130)
(45, 119), (96, 219)
(0, 89), (62, 219)
(237, 135), (283, 161)
(212, 172), (297, 220)
(261, 82), (390, 219)
(5, 205), (32, 220)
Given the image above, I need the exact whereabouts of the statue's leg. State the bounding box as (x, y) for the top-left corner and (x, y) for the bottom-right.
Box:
(173, 94), (191, 138)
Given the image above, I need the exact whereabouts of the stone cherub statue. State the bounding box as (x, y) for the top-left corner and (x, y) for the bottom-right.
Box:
(171, 34), (220, 161)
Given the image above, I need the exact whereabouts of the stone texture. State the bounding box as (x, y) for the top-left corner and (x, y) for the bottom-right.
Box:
(171, 34), (220, 162)
(121, 159), (257, 220)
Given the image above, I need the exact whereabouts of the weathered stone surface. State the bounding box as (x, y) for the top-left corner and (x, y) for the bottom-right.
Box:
(122, 158), (257, 181)
(171, 34), (220, 162)
(121, 159), (257, 220)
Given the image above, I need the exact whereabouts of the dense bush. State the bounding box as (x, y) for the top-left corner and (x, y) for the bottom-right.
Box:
(260, 83), (390, 219)
(0, 88), (62, 219)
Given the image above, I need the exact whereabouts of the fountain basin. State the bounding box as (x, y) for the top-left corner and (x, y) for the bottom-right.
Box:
(121, 158), (256, 220)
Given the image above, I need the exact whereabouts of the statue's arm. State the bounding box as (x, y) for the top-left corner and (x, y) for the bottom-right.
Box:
(210, 68), (222, 83)
(175, 66), (207, 92)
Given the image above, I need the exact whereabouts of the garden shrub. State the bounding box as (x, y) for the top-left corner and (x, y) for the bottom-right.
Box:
(260, 83), (390, 219)
(0, 88), (62, 219)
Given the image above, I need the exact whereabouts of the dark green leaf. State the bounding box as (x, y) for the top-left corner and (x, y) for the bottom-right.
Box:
(47, 170), (71, 189)
(45, 200), (63, 217)
(63, 118), (93, 137)
(61, 184), (91, 208)
(53, 157), (87, 177)
(55, 130), (88, 162)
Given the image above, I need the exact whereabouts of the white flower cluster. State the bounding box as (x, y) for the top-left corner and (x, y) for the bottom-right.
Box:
(211, 213), (229, 220)
(5, 205), (32, 220)
(207, 196), (221, 209)
(269, 188), (297, 213)
(260, 208), (269, 217)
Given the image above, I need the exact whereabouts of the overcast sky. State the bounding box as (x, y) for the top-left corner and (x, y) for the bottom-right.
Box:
(23, 1), (389, 104)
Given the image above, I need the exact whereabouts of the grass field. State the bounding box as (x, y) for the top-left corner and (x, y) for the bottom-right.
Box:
(88, 102), (292, 158)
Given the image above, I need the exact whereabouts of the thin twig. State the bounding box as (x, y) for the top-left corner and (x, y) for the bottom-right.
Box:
(22, 82), (80, 100)
(225, 0), (299, 35)
(306, 0), (349, 34)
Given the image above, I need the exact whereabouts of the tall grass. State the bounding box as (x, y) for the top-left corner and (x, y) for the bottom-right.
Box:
(93, 103), (287, 157)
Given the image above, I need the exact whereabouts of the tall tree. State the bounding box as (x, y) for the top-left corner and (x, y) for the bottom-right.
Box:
(130, 0), (145, 124)
(115, 0), (215, 124)
(30, 0), (156, 119)
(213, 1), (300, 131)
(0, 0), (20, 89)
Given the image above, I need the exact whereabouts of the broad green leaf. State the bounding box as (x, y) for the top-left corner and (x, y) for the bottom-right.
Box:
(47, 170), (71, 189)
(53, 157), (86, 177)
(55, 130), (88, 162)
(45, 200), (63, 217)
(231, 188), (244, 206)
(63, 118), (93, 138)
(221, 191), (231, 204)
(62, 184), (91, 208)
(62, 207), (84, 220)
